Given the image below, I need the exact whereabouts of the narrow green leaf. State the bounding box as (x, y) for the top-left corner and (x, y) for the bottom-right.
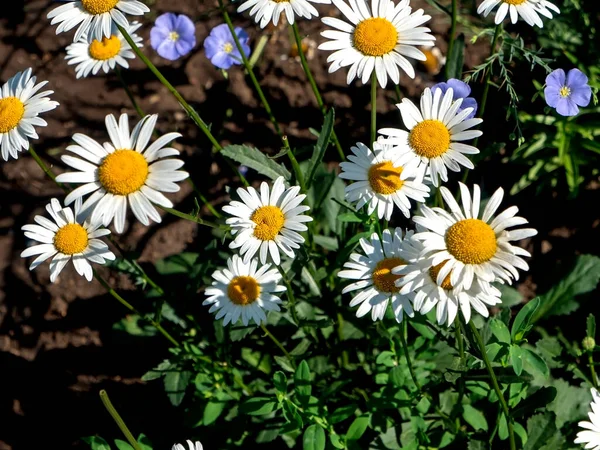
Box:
(510, 345), (524, 376)
(274, 371), (288, 393)
(512, 387), (557, 419)
(588, 314), (597, 338)
(274, 355), (295, 372)
(221, 144), (291, 181)
(240, 397), (277, 416)
(446, 34), (465, 79)
(82, 436), (111, 450)
(346, 415), (370, 440)
(114, 440), (135, 450)
(295, 360), (312, 399)
(303, 424), (326, 450)
(164, 370), (192, 406)
(203, 400), (226, 425)
(305, 109), (335, 189)
(462, 404), (488, 431)
(522, 348), (550, 378)
(329, 404), (357, 424)
(489, 318), (511, 344)
(511, 297), (540, 342)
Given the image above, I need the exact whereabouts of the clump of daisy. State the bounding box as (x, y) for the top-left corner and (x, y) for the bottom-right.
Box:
(339, 139), (430, 220)
(65, 22), (143, 79)
(203, 24), (251, 70)
(318, 0), (435, 87)
(55, 113), (189, 234)
(338, 228), (415, 322)
(431, 79), (478, 119)
(544, 68), (592, 117)
(203, 255), (285, 327)
(477, 0), (559, 28)
(238, 0), (330, 28)
(223, 176), (313, 265)
(47, 0), (150, 43)
(393, 235), (502, 326)
(0, 68), (59, 162)
(20, 198), (115, 283)
(379, 87), (482, 186)
(173, 441), (203, 450)
(150, 13), (196, 61)
(412, 182), (537, 292)
(575, 388), (600, 450)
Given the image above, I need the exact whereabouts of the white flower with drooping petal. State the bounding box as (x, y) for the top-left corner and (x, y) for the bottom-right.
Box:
(319, 0), (435, 87)
(20, 198), (115, 282)
(575, 388), (600, 450)
(55, 113), (188, 234)
(477, 0), (559, 28)
(237, 0), (330, 29)
(172, 440), (203, 450)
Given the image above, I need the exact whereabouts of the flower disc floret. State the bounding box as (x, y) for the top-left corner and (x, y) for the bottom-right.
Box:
(409, 120), (451, 158)
(429, 261), (453, 290)
(503, 0), (526, 4)
(372, 257), (404, 293)
(353, 18), (398, 57)
(0, 97), (25, 134)
(228, 276), (261, 305)
(98, 149), (149, 195)
(53, 223), (89, 255)
(445, 219), (497, 264)
(89, 35), (122, 60)
(81, 0), (119, 14)
(368, 161), (404, 195)
(251, 206), (285, 241)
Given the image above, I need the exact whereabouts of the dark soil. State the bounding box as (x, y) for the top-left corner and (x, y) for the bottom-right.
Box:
(1, 0), (598, 449)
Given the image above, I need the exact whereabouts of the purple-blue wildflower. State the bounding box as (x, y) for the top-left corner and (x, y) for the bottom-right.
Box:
(150, 13), (196, 61)
(431, 79), (478, 119)
(544, 68), (592, 117)
(203, 24), (251, 70)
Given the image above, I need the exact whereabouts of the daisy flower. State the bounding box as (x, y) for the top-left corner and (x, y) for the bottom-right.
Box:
(223, 176), (313, 265)
(393, 236), (501, 326)
(0, 68), (59, 161)
(477, 0), (559, 28)
(237, 0), (330, 29)
(379, 87), (482, 186)
(65, 22), (143, 79)
(575, 388), (600, 450)
(318, 0), (436, 88)
(173, 441), (203, 450)
(47, 0), (150, 43)
(412, 182), (537, 292)
(337, 228), (415, 322)
(203, 255), (285, 327)
(339, 139), (430, 220)
(544, 68), (592, 117)
(55, 113), (189, 234)
(20, 198), (115, 283)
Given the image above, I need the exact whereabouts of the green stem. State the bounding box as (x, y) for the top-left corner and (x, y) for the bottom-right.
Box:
(159, 206), (221, 229)
(445, 0), (459, 80)
(394, 84), (403, 103)
(589, 353), (599, 389)
(400, 321), (421, 391)
(469, 321), (516, 450)
(290, 22), (345, 161)
(371, 71), (377, 146)
(29, 146), (60, 186)
(260, 323), (295, 368)
(99, 390), (142, 450)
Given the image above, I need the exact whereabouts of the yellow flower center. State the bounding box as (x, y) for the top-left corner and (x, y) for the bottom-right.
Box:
(53, 223), (89, 255)
(372, 257), (405, 293)
(272, 0), (290, 3)
(429, 261), (453, 290)
(445, 219), (497, 265)
(559, 86), (571, 98)
(503, 0), (527, 4)
(98, 149), (149, 196)
(368, 161), (404, 195)
(251, 205), (285, 241)
(0, 97), (25, 134)
(88, 35), (121, 61)
(168, 31), (180, 42)
(353, 17), (398, 57)
(223, 43), (234, 53)
(409, 120), (451, 159)
(81, 0), (119, 14)
(227, 275), (261, 305)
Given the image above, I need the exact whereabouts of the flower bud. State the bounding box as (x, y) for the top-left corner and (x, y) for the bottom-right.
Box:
(583, 336), (596, 352)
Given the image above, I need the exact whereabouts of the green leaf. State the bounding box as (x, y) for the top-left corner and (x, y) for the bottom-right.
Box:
(522, 348), (550, 378)
(240, 397), (277, 416)
(338, 212), (364, 223)
(82, 436), (111, 450)
(329, 404), (357, 424)
(489, 318), (511, 344)
(346, 415), (370, 441)
(164, 370), (192, 406)
(203, 400), (226, 425)
(547, 379), (591, 427)
(462, 404), (488, 431)
(497, 284), (524, 307)
(114, 440), (134, 450)
(273, 371), (288, 393)
(274, 355), (295, 373)
(221, 144), (291, 181)
(524, 413), (557, 450)
(510, 345), (524, 375)
(511, 297), (540, 342)
(154, 252), (200, 276)
(588, 314), (597, 338)
(305, 109), (334, 190)
(303, 424), (326, 450)
(512, 387), (557, 419)
(445, 33), (465, 79)
(141, 360), (171, 381)
(295, 360), (312, 400)
(532, 255), (600, 323)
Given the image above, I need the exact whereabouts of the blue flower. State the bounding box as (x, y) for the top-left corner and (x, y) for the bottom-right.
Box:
(544, 68), (592, 117)
(431, 79), (478, 119)
(203, 24), (251, 70)
(150, 13), (196, 61)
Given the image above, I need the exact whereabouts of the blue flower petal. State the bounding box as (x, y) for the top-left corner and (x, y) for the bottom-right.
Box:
(175, 39), (195, 57)
(555, 97), (579, 117)
(447, 79), (471, 98)
(156, 39), (180, 61)
(544, 86), (561, 108)
(150, 27), (169, 50)
(155, 12), (178, 31)
(545, 68), (566, 90)
(203, 37), (221, 59)
(175, 14), (196, 38)
(566, 68), (589, 90)
(570, 85), (592, 107)
(461, 98), (478, 119)
(211, 52), (235, 70)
